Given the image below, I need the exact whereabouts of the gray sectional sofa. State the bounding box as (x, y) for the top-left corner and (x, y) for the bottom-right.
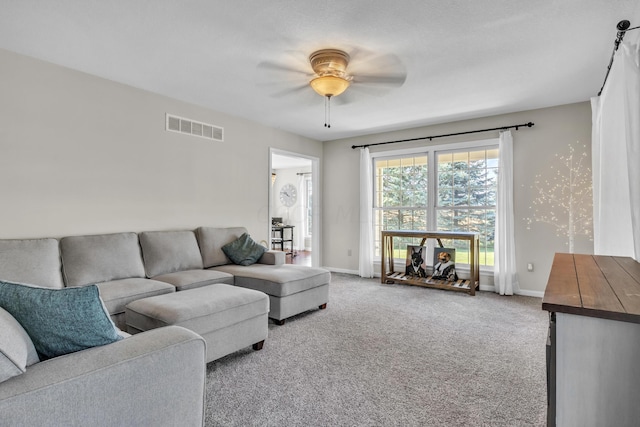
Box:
(0, 226), (331, 426)
(0, 324), (207, 427)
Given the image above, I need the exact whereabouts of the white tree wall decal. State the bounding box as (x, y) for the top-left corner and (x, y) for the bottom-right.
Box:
(524, 141), (593, 253)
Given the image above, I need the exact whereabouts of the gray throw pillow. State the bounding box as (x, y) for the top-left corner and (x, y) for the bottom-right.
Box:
(221, 233), (266, 266)
(0, 307), (40, 383)
(0, 280), (122, 360)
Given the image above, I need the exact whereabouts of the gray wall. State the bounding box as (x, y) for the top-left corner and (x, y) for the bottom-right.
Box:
(322, 102), (594, 296)
(0, 48), (322, 245)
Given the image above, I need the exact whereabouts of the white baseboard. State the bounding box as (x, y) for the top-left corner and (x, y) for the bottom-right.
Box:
(324, 266), (359, 275)
(479, 285), (543, 298)
(515, 289), (544, 298)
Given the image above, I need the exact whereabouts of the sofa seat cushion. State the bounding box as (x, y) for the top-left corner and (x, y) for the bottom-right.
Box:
(95, 278), (175, 316)
(0, 238), (63, 288)
(125, 284), (269, 335)
(60, 232), (146, 287)
(211, 264), (330, 297)
(151, 269), (234, 291)
(0, 307), (40, 383)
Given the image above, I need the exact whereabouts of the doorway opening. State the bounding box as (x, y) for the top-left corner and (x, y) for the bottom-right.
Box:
(269, 149), (320, 267)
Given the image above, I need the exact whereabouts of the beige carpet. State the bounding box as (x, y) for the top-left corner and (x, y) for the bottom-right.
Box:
(205, 273), (548, 426)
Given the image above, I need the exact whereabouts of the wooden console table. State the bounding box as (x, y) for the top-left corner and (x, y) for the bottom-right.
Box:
(543, 253), (640, 427)
(380, 230), (480, 295)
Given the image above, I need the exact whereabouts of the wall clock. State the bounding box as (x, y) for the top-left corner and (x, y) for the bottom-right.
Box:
(279, 183), (297, 207)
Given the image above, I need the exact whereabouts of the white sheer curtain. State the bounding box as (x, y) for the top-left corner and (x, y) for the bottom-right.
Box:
(296, 173), (306, 252)
(494, 130), (519, 295)
(359, 147), (374, 277)
(591, 32), (640, 261)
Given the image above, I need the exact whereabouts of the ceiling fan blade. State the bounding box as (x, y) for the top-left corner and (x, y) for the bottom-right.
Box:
(269, 84), (309, 98)
(256, 61), (309, 75)
(331, 92), (356, 105)
(257, 49), (312, 75)
(347, 49), (407, 89)
(352, 73), (407, 87)
(343, 84), (389, 99)
(348, 50), (405, 72)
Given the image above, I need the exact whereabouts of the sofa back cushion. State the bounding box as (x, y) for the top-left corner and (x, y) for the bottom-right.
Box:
(195, 227), (248, 268)
(0, 238), (63, 288)
(0, 306), (40, 383)
(60, 233), (146, 287)
(139, 230), (204, 278)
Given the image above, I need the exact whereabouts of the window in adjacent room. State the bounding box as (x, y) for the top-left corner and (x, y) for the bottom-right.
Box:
(305, 175), (313, 236)
(372, 140), (498, 268)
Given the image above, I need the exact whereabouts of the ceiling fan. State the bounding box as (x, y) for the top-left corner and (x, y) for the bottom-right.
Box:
(258, 48), (407, 128)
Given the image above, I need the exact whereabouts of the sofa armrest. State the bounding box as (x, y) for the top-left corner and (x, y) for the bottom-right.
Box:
(258, 250), (285, 266)
(0, 326), (206, 427)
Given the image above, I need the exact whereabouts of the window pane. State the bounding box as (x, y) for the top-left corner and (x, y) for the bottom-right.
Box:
(438, 187), (453, 206)
(437, 210), (453, 230)
(469, 150), (486, 168)
(435, 146), (498, 266)
(373, 155), (428, 258)
(452, 151), (468, 165)
(383, 209), (400, 230)
(437, 153), (453, 173)
(453, 188), (469, 206)
(486, 148), (499, 167)
(375, 156), (427, 209)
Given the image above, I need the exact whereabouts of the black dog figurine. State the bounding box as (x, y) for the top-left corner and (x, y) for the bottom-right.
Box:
(405, 246), (427, 278)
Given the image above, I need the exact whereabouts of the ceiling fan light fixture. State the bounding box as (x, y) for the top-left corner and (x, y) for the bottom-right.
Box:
(309, 49), (350, 75)
(309, 75), (351, 97)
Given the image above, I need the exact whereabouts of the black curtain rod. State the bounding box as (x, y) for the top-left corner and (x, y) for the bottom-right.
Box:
(351, 122), (534, 150)
(598, 20), (640, 96)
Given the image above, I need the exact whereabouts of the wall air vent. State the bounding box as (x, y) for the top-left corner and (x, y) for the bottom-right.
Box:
(166, 114), (224, 142)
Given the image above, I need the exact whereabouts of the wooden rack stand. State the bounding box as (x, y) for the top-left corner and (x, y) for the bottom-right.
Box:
(271, 225), (295, 257)
(381, 230), (480, 295)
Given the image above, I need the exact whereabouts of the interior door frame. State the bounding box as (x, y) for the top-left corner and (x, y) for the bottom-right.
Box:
(269, 148), (320, 267)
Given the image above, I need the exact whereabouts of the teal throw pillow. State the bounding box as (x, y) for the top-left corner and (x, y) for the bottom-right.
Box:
(0, 280), (122, 360)
(221, 233), (266, 266)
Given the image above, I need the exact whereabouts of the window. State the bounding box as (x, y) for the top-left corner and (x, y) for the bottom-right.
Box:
(305, 176), (312, 236)
(372, 140), (498, 267)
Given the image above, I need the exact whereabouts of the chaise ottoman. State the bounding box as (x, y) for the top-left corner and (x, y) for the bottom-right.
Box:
(125, 284), (269, 363)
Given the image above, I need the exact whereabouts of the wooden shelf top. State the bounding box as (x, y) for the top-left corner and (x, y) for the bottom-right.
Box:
(542, 253), (640, 324)
(381, 230), (479, 240)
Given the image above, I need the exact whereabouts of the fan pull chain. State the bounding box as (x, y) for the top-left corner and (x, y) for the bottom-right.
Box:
(324, 95), (331, 128)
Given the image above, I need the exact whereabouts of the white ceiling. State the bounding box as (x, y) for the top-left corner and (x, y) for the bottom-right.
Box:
(2, 1), (639, 142)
